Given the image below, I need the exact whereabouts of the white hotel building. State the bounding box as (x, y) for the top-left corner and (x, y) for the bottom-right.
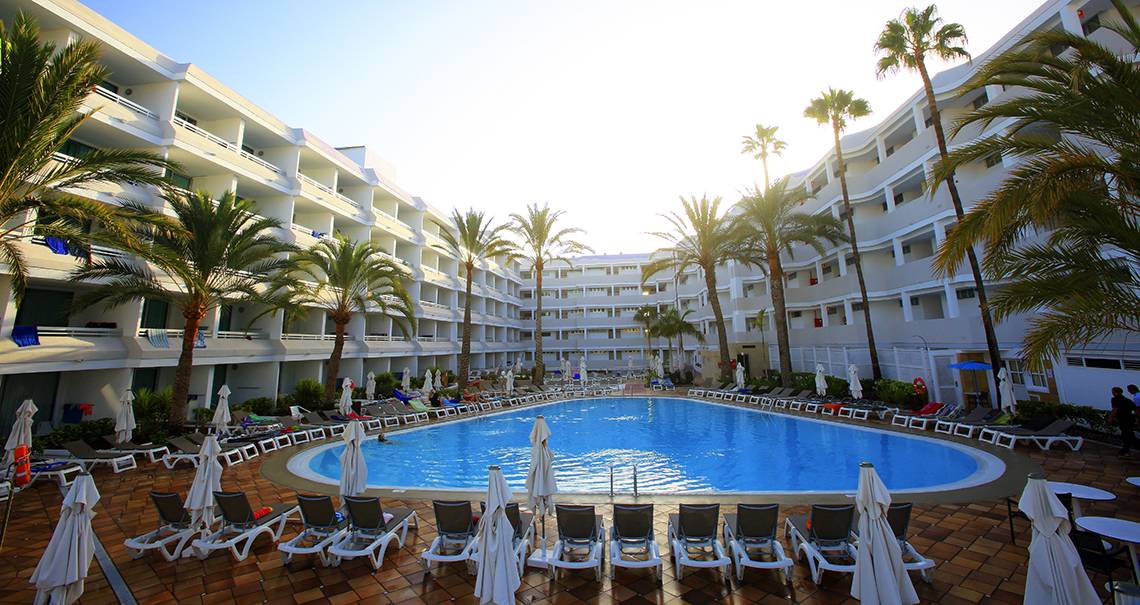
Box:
(1, 0), (1138, 433)
(521, 0), (1140, 409)
(0, 0), (528, 430)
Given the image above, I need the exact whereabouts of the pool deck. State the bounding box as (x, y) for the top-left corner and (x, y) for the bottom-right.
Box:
(2, 386), (1137, 604)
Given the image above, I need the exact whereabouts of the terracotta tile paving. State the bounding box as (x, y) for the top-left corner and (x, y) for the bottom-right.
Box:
(1, 393), (1138, 604)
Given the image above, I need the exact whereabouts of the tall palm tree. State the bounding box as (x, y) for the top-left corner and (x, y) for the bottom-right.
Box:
(931, 0), (1140, 363)
(437, 209), (517, 391)
(875, 5), (1004, 389)
(740, 123), (787, 190)
(73, 191), (295, 424)
(804, 88), (883, 379)
(0, 13), (178, 303)
(655, 306), (703, 361)
(280, 236), (415, 401)
(510, 203), (591, 386)
(642, 196), (740, 380)
(754, 308), (769, 378)
(633, 304), (659, 367)
(734, 178), (846, 386)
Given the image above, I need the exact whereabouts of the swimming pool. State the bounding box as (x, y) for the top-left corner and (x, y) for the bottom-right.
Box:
(288, 397), (1003, 494)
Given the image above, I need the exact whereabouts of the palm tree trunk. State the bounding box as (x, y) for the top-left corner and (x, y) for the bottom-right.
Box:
(832, 121), (883, 380)
(917, 58), (1003, 393)
(762, 156), (770, 191)
(767, 247), (794, 387)
(643, 324), (651, 369)
(533, 263), (544, 386)
(171, 306), (205, 425)
(458, 264), (474, 391)
(324, 319), (348, 402)
(703, 265), (732, 380)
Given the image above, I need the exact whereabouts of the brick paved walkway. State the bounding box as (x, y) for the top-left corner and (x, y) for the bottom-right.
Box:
(2, 399), (1137, 604)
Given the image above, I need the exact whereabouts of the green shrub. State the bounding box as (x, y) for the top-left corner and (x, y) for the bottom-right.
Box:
(875, 378), (916, 407)
(133, 387), (173, 438)
(33, 418), (115, 452)
(191, 407), (213, 427)
(374, 372), (398, 397)
(234, 396), (277, 416)
(1013, 399), (1107, 431)
(293, 379), (325, 409)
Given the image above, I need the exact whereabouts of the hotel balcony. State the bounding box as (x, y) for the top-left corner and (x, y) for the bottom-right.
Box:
(171, 117), (290, 190)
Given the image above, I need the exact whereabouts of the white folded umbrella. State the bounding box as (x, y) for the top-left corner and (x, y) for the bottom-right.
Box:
(998, 368), (1017, 413)
(402, 367), (412, 392)
(338, 377), (354, 416)
(185, 435), (224, 530)
(29, 473), (99, 605)
(847, 364), (863, 400)
(114, 390), (136, 444)
(735, 363), (745, 389)
(851, 462), (919, 605)
(424, 369), (434, 395)
(339, 420), (368, 498)
(473, 465), (521, 605)
(505, 370), (514, 395)
(435, 371), (444, 391)
(212, 385), (232, 436)
(815, 364), (828, 397)
(1020, 473), (1099, 604)
(526, 416), (558, 563)
(579, 358), (588, 385)
(365, 371), (376, 401)
(3, 399), (37, 469)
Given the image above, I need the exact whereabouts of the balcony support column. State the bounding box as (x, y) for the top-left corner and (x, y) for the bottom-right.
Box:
(900, 292), (914, 322)
(943, 281), (961, 318)
(837, 250), (848, 277)
(883, 184), (896, 213)
(819, 304), (829, 327)
(843, 299), (855, 326)
(892, 238), (906, 266)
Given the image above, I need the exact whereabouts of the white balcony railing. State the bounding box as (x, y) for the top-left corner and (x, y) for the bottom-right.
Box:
(174, 117), (281, 174)
(216, 330), (265, 340)
(93, 86), (158, 120)
(281, 333), (323, 341)
(38, 326), (121, 337)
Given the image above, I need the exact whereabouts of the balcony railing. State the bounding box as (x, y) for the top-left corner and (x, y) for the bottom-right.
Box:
(290, 223), (327, 239)
(174, 117), (281, 174)
(93, 86), (158, 119)
(216, 330), (265, 340)
(38, 326), (121, 337)
(297, 173), (360, 209)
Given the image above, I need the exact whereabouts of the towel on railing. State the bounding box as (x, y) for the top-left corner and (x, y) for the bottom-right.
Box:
(11, 325), (39, 347)
(146, 328), (169, 348)
(194, 327), (207, 349)
(43, 236), (69, 255)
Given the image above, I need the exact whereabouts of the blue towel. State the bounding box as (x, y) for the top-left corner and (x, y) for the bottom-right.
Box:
(392, 389), (413, 403)
(43, 236), (69, 255)
(194, 327), (207, 349)
(146, 328), (169, 348)
(11, 325), (39, 347)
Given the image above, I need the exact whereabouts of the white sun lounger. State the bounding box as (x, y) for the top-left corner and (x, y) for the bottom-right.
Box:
(785, 505), (858, 584)
(609, 504), (662, 580)
(668, 504), (731, 580)
(191, 492), (299, 561)
(724, 504), (793, 582)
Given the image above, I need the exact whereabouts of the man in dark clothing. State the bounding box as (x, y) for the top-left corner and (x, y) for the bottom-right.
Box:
(1111, 386), (1136, 456)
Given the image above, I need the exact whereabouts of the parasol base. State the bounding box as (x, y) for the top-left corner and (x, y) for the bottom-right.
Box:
(526, 548), (556, 568)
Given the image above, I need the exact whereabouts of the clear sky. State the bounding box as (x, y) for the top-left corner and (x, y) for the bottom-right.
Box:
(83, 0), (1043, 254)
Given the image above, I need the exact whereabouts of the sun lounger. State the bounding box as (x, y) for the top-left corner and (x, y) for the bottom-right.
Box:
(909, 404), (960, 430)
(279, 494), (348, 567)
(785, 504), (857, 584)
(951, 412), (1010, 438)
(362, 405), (401, 428)
(851, 502), (934, 583)
(164, 436), (245, 468)
(609, 503), (662, 580)
(980, 419), (1083, 450)
(186, 432), (259, 461)
(421, 500), (477, 573)
(890, 402), (944, 427)
(724, 503), (793, 582)
(549, 504), (605, 581)
(99, 435), (169, 463)
(302, 412), (347, 437)
(125, 491), (199, 561)
(328, 496), (416, 570)
(55, 440), (137, 473)
(401, 400), (433, 422)
(839, 401), (893, 420)
(668, 503), (731, 580)
(784, 390), (815, 411)
(191, 491), (299, 561)
(935, 407), (997, 435)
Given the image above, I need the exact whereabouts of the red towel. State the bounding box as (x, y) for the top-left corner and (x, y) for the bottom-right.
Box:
(253, 506), (272, 519)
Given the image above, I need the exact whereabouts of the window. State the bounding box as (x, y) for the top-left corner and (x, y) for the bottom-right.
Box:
(1010, 358), (1047, 389)
(99, 80), (119, 94)
(902, 244), (912, 254)
(924, 116), (934, 128)
(218, 305), (233, 332)
(174, 110), (198, 126)
(985, 154), (1002, 168)
(141, 298), (169, 329)
(956, 288), (976, 300)
(167, 172), (192, 190)
(1007, 360), (1026, 385)
(1082, 13), (1101, 36)
(1084, 357), (1123, 370)
(1027, 365), (1047, 389)
(241, 144), (255, 155)
(972, 93), (989, 110)
(893, 192), (905, 205)
(852, 302), (864, 312)
(59, 139), (96, 159)
(845, 256), (855, 266)
(886, 145), (895, 157)
(14, 289), (72, 327)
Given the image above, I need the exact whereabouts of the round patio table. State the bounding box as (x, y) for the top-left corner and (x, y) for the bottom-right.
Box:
(1048, 481), (1115, 517)
(1076, 516), (1140, 583)
(1127, 477), (1140, 488)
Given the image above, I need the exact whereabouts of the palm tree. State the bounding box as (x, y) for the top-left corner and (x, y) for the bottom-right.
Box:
(655, 306), (703, 362)
(875, 4), (1004, 389)
(740, 124), (787, 190)
(804, 88), (883, 379)
(437, 209), (517, 391)
(0, 13), (178, 303)
(510, 203), (591, 386)
(633, 304), (659, 368)
(282, 236), (415, 401)
(734, 178), (847, 386)
(73, 191), (295, 424)
(754, 308), (769, 378)
(930, 0), (1140, 363)
(642, 196), (740, 380)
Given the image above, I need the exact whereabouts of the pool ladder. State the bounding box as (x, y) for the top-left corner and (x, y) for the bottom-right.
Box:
(608, 463), (639, 498)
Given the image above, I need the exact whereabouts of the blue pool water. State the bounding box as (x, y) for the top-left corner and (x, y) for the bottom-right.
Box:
(296, 397), (995, 493)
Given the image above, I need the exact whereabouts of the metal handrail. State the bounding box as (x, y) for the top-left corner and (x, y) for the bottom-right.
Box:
(93, 86), (158, 119)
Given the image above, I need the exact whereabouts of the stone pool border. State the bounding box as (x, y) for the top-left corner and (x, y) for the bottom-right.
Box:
(261, 395), (1040, 506)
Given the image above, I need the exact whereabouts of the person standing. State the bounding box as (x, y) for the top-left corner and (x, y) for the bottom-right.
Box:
(1111, 386), (1136, 456)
